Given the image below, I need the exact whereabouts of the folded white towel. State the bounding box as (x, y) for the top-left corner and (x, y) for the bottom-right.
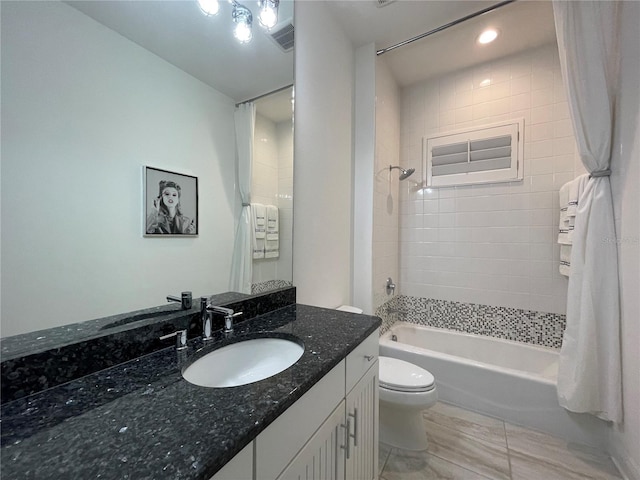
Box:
(265, 205), (279, 258)
(557, 174), (589, 275)
(559, 245), (572, 277)
(251, 204), (265, 259)
(252, 203), (266, 239)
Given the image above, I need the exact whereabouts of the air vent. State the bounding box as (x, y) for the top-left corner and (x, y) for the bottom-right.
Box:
(269, 19), (294, 52)
(376, 0), (397, 7)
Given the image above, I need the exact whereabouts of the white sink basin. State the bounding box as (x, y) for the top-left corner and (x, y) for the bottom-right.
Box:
(182, 337), (304, 388)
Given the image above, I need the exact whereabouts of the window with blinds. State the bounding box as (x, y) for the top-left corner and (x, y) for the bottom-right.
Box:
(424, 119), (524, 187)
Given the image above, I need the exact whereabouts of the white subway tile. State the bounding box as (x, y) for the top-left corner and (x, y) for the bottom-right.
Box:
(530, 260), (553, 278)
(530, 243), (553, 260)
(473, 85), (493, 104)
(439, 110), (456, 127)
(455, 106), (473, 123)
(530, 123), (554, 142)
(554, 172), (576, 190)
(511, 75), (531, 95)
(530, 209), (553, 226)
(531, 174), (554, 192)
(531, 157), (555, 175)
(508, 276), (531, 294)
(553, 137), (575, 156)
(511, 92), (532, 111)
(531, 69), (554, 91)
(491, 81), (511, 100)
(531, 140), (554, 158)
(531, 105), (554, 124)
(531, 87), (554, 107)
(553, 101), (571, 121)
(455, 90), (473, 108)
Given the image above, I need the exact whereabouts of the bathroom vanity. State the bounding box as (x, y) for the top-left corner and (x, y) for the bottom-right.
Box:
(0, 292), (381, 480)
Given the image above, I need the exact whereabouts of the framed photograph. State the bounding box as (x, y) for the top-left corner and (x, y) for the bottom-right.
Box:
(144, 166), (198, 236)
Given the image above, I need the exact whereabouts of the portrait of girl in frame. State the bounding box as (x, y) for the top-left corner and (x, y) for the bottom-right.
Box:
(144, 166), (198, 236)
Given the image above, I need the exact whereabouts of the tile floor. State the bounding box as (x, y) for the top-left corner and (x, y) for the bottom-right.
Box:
(378, 402), (622, 480)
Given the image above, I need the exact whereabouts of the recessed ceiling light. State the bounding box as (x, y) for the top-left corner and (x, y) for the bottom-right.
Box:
(478, 29), (499, 45)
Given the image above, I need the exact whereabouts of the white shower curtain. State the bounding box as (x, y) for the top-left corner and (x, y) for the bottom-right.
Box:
(229, 102), (256, 294)
(553, 1), (622, 423)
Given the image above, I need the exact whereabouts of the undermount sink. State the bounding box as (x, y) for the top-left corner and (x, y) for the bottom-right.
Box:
(182, 337), (304, 388)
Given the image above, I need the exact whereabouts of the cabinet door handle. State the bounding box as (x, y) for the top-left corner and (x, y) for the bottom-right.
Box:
(340, 419), (351, 459)
(348, 408), (358, 447)
(364, 355), (374, 361)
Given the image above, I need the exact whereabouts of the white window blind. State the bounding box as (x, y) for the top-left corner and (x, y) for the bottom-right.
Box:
(424, 119), (524, 187)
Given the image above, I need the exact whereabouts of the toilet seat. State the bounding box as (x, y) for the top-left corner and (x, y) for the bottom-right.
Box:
(379, 356), (435, 393)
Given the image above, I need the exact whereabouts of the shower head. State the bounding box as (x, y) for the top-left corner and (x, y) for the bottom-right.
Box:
(389, 165), (415, 180)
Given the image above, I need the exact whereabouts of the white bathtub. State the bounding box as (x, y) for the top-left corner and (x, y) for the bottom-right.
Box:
(379, 322), (608, 448)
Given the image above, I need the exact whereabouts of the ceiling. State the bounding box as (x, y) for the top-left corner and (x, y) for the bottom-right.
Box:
(66, 0), (556, 112)
(326, 0), (557, 88)
(66, 0), (294, 103)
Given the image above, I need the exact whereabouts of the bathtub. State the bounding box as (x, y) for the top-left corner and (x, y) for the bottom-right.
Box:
(379, 322), (608, 448)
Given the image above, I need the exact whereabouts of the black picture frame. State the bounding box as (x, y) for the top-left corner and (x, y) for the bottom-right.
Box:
(143, 166), (198, 236)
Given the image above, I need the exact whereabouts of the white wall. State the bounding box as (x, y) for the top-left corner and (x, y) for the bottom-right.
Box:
(398, 44), (582, 314)
(252, 113), (293, 284)
(1, 2), (237, 336)
(293, 1), (354, 307)
(610, 2), (640, 477)
(353, 43), (376, 314)
(373, 57), (401, 311)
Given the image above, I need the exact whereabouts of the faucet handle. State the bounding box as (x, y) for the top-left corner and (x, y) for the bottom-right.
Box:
(224, 311), (243, 333)
(159, 329), (188, 350)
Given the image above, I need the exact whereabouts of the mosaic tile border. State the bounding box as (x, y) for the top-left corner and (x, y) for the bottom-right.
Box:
(251, 279), (293, 295)
(375, 295), (566, 349)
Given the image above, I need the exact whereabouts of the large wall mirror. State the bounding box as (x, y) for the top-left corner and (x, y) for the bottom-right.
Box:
(0, 0), (294, 338)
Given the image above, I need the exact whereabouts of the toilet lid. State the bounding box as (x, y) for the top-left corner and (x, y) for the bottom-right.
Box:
(379, 356), (435, 392)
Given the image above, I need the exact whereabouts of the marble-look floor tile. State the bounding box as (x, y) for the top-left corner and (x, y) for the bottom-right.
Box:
(423, 402), (507, 447)
(424, 419), (511, 480)
(380, 447), (495, 480)
(379, 442), (392, 477)
(505, 423), (621, 480)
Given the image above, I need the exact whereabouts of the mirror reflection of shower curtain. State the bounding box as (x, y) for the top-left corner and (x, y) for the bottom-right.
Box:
(229, 102), (256, 293)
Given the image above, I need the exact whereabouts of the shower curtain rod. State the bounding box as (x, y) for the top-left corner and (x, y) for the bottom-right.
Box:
(236, 83), (294, 107)
(376, 0), (517, 56)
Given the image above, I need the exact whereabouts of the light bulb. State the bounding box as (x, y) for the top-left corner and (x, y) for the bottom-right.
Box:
(234, 21), (252, 43)
(232, 3), (253, 43)
(478, 29), (499, 44)
(258, 0), (279, 29)
(197, 0), (219, 16)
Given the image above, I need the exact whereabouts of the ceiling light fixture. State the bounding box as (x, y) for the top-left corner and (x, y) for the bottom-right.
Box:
(478, 28), (499, 44)
(258, 0), (279, 30)
(232, 2), (253, 44)
(197, 0), (220, 16)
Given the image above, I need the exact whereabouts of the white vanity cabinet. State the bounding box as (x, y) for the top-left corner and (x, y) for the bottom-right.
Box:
(260, 331), (379, 480)
(208, 443), (253, 480)
(210, 331), (379, 480)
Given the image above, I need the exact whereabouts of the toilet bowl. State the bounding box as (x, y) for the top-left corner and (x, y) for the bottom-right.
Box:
(379, 355), (438, 451)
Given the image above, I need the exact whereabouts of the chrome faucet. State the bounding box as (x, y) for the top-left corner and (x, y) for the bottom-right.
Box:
(210, 305), (243, 334)
(200, 297), (214, 341)
(199, 298), (244, 338)
(167, 291), (193, 310)
(159, 329), (188, 350)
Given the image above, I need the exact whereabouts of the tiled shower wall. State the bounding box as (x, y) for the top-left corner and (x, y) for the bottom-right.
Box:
(376, 295), (566, 349)
(252, 113), (293, 290)
(397, 43), (584, 316)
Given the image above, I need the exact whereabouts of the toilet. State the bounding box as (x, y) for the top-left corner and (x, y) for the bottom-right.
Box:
(336, 305), (438, 451)
(379, 355), (437, 451)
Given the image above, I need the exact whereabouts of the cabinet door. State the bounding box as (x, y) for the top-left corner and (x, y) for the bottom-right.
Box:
(277, 400), (346, 480)
(345, 362), (378, 480)
(209, 442), (253, 480)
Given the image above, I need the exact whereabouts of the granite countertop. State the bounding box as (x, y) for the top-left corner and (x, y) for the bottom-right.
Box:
(0, 304), (381, 480)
